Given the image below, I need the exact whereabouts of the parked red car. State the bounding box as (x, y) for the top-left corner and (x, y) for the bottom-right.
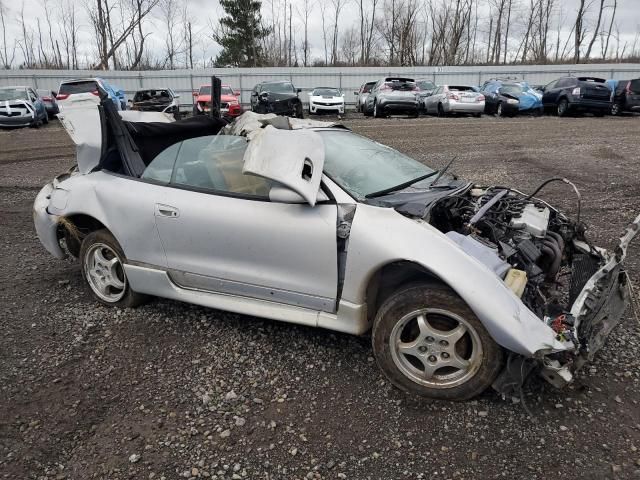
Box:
(192, 84), (242, 118)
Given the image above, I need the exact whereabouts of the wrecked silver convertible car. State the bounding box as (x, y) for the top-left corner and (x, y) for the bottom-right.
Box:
(33, 95), (639, 401)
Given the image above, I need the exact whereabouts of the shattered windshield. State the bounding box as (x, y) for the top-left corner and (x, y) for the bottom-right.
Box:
(0, 88), (27, 101)
(318, 131), (435, 199)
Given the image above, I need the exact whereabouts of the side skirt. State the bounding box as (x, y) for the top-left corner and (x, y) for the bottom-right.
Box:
(124, 264), (369, 335)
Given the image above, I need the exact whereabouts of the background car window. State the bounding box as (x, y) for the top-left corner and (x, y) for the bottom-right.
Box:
(164, 135), (274, 198)
(59, 81), (98, 95)
(319, 131), (435, 199)
(630, 79), (640, 92)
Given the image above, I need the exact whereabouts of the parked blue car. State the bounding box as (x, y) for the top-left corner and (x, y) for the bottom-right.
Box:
(481, 80), (543, 117)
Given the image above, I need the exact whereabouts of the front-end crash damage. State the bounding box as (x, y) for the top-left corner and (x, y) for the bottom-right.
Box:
(408, 182), (639, 394)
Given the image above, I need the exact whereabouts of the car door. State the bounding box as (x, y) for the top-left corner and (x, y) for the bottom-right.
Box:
(145, 134), (339, 312)
(542, 79), (560, 106)
(425, 86), (438, 112)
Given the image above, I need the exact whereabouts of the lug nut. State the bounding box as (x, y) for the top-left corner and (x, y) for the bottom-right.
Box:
(439, 340), (449, 347)
(428, 355), (437, 362)
(441, 352), (450, 359)
(418, 346), (428, 353)
(425, 336), (435, 343)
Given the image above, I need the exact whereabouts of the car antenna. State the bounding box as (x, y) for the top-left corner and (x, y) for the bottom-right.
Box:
(430, 155), (458, 186)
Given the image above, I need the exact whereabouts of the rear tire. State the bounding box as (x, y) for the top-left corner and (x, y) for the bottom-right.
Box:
(437, 103), (446, 117)
(373, 100), (382, 118)
(372, 282), (503, 401)
(496, 102), (504, 117)
(80, 229), (149, 309)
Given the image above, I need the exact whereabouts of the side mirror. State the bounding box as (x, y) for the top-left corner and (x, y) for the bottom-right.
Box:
(174, 94), (180, 99)
(251, 92), (258, 97)
(233, 90), (240, 96)
(192, 90), (198, 97)
(296, 88), (302, 93)
(354, 91), (358, 95)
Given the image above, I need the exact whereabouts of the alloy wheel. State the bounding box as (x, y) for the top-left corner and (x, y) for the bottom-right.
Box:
(389, 308), (483, 389)
(84, 242), (127, 302)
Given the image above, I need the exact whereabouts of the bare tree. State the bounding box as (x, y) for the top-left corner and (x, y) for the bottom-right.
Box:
(574, 0), (587, 63)
(0, 0), (16, 69)
(330, 0), (346, 64)
(159, 0), (180, 68)
(585, 0), (605, 59)
(296, 0), (314, 66)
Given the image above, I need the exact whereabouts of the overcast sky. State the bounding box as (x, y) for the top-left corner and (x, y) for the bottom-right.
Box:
(1, 0), (638, 68)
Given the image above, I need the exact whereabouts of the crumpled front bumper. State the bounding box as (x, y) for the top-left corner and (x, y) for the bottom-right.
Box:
(33, 182), (65, 259)
(495, 214), (640, 394)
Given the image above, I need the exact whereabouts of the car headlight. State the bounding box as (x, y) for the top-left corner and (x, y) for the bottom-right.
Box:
(507, 99), (519, 105)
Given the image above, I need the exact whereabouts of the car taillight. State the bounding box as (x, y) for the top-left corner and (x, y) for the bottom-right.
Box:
(447, 93), (459, 101)
(91, 90), (100, 96)
(56, 93), (69, 100)
(42, 96), (51, 101)
(380, 84), (391, 91)
(477, 95), (485, 102)
(572, 87), (581, 95)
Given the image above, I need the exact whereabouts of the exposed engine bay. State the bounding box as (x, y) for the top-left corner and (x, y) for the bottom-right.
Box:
(425, 181), (617, 389)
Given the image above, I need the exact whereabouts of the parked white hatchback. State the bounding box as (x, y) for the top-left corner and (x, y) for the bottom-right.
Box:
(33, 95), (638, 401)
(308, 87), (345, 115)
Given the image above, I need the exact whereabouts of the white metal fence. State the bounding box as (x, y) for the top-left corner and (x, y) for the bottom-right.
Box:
(2, 64), (639, 109)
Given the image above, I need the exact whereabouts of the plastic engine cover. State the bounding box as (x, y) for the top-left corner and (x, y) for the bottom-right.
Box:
(510, 204), (550, 237)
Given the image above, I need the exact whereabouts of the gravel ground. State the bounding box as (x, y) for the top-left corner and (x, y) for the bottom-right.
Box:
(1, 114), (640, 480)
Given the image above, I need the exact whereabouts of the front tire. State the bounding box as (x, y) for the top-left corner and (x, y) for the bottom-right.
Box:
(557, 98), (569, 117)
(372, 282), (503, 401)
(80, 229), (149, 308)
(611, 102), (622, 116)
(496, 102), (504, 117)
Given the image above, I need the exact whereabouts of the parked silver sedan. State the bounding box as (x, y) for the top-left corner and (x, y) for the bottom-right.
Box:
(424, 85), (485, 117)
(33, 99), (638, 401)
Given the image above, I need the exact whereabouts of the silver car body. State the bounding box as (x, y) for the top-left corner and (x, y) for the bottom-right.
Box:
(354, 81), (376, 112)
(425, 85), (485, 115)
(0, 86), (48, 127)
(365, 77), (420, 115)
(34, 109), (638, 392)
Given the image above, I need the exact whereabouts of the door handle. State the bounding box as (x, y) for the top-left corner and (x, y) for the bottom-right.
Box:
(155, 203), (179, 218)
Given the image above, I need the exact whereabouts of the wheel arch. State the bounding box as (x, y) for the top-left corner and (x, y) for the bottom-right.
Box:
(364, 260), (447, 326)
(58, 213), (110, 257)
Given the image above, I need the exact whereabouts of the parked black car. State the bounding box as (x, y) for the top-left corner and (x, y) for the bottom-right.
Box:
(250, 81), (304, 118)
(130, 88), (181, 119)
(541, 77), (611, 117)
(610, 78), (640, 115)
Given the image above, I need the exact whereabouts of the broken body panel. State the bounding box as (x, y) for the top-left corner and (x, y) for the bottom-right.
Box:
(33, 107), (637, 395)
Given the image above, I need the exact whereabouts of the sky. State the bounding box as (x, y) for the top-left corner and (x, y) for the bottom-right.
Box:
(1, 0), (638, 68)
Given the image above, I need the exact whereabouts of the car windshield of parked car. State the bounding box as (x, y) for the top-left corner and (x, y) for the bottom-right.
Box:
(362, 83), (375, 93)
(417, 81), (435, 90)
(500, 84), (524, 95)
(0, 87), (27, 101)
(199, 86), (211, 95)
(318, 131), (436, 199)
(312, 88), (341, 96)
(265, 82), (295, 94)
(142, 135), (274, 198)
(221, 86), (234, 96)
